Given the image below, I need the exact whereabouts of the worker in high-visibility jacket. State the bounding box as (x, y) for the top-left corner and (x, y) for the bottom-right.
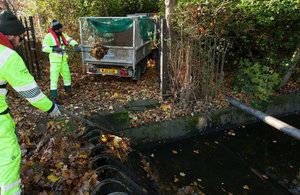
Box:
(42, 20), (81, 102)
(0, 11), (61, 195)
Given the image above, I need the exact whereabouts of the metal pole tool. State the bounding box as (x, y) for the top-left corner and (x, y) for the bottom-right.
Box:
(59, 107), (112, 134)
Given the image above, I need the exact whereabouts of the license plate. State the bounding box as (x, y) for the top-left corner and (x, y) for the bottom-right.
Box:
(100, 68), (117, 74)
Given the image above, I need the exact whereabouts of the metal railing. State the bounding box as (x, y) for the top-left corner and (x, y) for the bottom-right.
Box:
(17, 16), (41, 80)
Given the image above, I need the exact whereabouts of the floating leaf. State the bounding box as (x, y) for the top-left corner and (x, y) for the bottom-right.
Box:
(193, 150), (199, 154)
(243, 185), (250, 190)
(262, 175), (269, 179)
(228, 130), (236, 136)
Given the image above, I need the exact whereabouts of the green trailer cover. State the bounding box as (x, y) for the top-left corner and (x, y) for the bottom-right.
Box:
(87, 17), (155, 41)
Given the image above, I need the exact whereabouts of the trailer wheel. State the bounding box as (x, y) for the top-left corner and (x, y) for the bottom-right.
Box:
(132, 64), (141, 81)
(141, 58), (147, 74)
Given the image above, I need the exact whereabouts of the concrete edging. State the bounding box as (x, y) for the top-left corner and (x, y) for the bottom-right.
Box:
(119, 93), (300, 144)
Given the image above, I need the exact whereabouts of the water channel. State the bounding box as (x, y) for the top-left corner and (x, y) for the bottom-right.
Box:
(139, 113), (300, 194)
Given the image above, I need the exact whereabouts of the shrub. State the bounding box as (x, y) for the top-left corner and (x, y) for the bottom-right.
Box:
(233, 59), (280, 103)
(172, 0), (299, 102)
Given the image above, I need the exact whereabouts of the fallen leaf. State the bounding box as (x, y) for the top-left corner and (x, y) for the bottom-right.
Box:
(47, 174), (60, 183)
(26, 161), (34, 166)
(55, 162), (64, 169)
(79, 154), (88, 159)
(161, 104), (171, 111)
(172, 150), (178, 154)
(114, 93), (119, 98)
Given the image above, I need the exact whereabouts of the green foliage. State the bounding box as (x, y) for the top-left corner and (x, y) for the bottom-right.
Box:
(25, 0), (162, 41)
(233, 59), (280, 102)
(22, 0), (162, 69)
(173, 0), (299, 101)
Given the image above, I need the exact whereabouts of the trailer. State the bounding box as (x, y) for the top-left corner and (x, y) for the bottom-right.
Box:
(79, 16), (157, 80)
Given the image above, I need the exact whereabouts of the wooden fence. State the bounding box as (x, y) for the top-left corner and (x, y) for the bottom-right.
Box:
(169, 36), (232, 104)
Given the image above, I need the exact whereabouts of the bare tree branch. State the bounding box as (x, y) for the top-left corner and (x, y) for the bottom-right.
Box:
(0, 0), (12, 12)
(278, 44), (300, 89)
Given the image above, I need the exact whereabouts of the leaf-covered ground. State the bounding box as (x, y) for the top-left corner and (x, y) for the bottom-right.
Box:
(6, 56), (300, 194)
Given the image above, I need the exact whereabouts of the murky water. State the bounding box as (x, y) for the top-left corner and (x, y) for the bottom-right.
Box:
(139, 113), (300, 194)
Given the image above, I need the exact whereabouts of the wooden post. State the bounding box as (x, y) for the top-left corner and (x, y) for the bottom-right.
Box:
(160, 18), (167, 99)
(226, 96), (300, 141)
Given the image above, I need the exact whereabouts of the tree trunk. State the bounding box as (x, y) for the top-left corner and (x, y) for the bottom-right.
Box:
(278, 44), (300, 89)
(0, 1), (5, 10)
(0, 0), (12, 13)
(165, 0), (177, 40)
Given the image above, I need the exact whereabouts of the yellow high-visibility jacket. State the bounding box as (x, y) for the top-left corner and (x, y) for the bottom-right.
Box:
(0, 44), (53, 113)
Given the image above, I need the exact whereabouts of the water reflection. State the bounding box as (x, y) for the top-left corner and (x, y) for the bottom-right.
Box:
(140, 114), (300, 194)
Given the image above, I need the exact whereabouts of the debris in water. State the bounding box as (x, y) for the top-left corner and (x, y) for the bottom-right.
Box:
(174, 177), (179, 183)
(243, 185), (250, 190)
(193, 150), (199, 154)
(228, 130), (236, 136)
(90, 43), (109, 60)
(262, 174), (269, 179)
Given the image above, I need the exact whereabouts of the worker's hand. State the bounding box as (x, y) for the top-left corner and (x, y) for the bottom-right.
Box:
(47, 103), (61, 117)
(74, 44), (81, 53)
(52, 46), (63, 53)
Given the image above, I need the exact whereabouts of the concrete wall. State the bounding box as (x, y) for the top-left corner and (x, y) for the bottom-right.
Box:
(119, 93), (300, 145)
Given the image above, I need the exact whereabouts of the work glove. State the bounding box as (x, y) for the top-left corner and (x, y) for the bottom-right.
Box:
(47, 103), (61, 117)
(74, 44), (81, 53)
(52, 46), (63, 53)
